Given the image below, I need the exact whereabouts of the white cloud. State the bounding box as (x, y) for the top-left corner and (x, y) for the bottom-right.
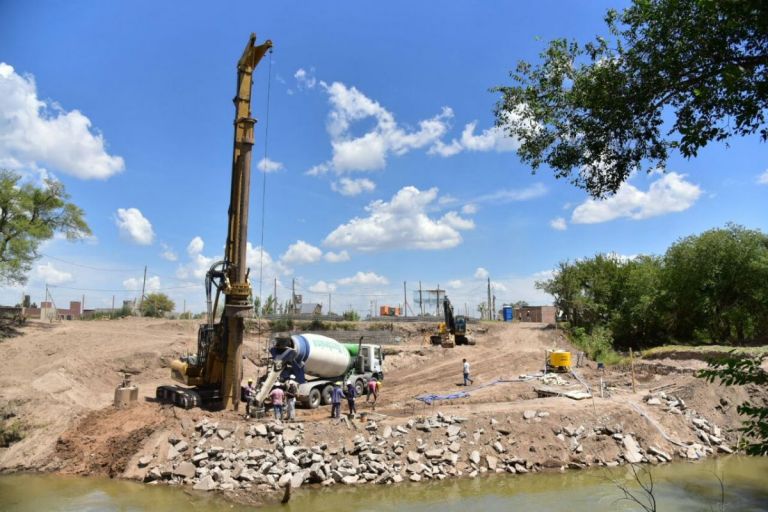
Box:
(115, 208), (155, 245)
(257, 157), (284, 173)
(550, 217), (567, 231)
(474, 267), (489, 279)
(33, 262), (73, 285)
(309, 280), (336, 293)
(313, 81), (453, 174)
(281, 240), (323, 265)
(294, 68), (317, 90)
(472, 183), (547, 204)
(160, 244), (177, 261)
(245, 243), (291, 279)
(757, 169), (768, 185)
(337, 271), (389, 286)
(123, 275), (160, 292)
(448, 280), (463, 289)
(461, 204), (478, 215)
(491, 280), (508, 292)
(331, 177), (376, 196)
(324, 250), (350, 263)
(324, 186), (475, 251)
(571, 172), (701, 224)
(430, 119), (520, 157)
(0, 62), (124, 179)
(187, 236), (204, 256)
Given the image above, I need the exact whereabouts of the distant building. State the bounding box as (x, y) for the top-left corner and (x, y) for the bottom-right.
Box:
(297, 303), (322, 316)
(514, 306), (556, 324)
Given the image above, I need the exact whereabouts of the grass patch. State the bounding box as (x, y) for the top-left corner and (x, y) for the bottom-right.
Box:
(0, 402), (26, 447)
(641, 344), (768, 361)
(567, 326), (625, 366)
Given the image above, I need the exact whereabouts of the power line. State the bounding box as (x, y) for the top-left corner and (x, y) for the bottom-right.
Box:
(40, 253), (142, 273)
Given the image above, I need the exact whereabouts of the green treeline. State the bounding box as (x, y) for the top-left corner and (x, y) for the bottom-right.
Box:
(538, 225), (768, 350)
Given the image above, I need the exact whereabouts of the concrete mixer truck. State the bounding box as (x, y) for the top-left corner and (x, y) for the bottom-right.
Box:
(250, 333), (384, 413)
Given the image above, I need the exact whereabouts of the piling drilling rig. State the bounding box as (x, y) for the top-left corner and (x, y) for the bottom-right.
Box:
(157, 34), (272, 410)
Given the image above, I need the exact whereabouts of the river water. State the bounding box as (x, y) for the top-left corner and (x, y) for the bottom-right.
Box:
(1, 456), (766, 511)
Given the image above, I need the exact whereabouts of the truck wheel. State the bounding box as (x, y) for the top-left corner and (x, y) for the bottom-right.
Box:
(308, 388), (322, 409)
(354, 379), (365, 397)
(321, 384), (333, 405)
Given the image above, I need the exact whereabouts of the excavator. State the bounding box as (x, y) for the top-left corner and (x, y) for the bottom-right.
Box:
(430, 296), (474, 347)
(156, 34), (272, 410)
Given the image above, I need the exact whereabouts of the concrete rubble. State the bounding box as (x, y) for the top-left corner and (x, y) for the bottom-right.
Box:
(139, 401), (736, 495)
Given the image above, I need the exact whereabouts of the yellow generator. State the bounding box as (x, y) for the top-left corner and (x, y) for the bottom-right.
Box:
(547, 350), (571, 373)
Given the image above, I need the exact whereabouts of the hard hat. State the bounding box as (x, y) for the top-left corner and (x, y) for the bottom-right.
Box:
(346, 380), (352, 385)
(248, 378), (253, 383)
(290, 374), (296, 379)
(274, 382), (282, 387)
(335, 381), (342, 386)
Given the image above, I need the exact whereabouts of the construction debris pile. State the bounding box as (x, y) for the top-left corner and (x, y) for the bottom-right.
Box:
(136, 402), (736, 494)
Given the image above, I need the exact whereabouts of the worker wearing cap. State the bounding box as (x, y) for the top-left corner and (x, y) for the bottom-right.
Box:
(330, 381), (345, 419)
(270, 383), (285, 421)
(463, 359), (474, 386)
(345, 380), (357, 417)
(285, 374), (299, 422)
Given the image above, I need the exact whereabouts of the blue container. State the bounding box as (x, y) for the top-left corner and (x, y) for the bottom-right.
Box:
(502, 306), (513, 322)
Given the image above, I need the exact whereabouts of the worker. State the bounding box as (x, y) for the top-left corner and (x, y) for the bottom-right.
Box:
(270, 382), (285, 421)
(366, 376), (378, 404)
(345, 380), (357, 417)
(462, 358), (474, 386)
(330, 382), (345, 419)
(285, 374), (299, 422)
(244, 378), (257, 417)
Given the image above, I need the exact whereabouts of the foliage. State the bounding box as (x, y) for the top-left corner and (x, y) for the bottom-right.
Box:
(493, 0), (768, 197)
(269, 318), (294, 332)
(538, 225), (768, 348)
(570, 325), (623, 365)
(343, 310), (360, 322)
(0, 402), (26, 447)
(699, 353), (768, 455)
(178, 311), (192, 320)
(0, 170), (91, 284)
(140, 293), (175, 318)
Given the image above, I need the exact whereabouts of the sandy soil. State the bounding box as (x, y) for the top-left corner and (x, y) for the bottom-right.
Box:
(0, 317), (762, 491)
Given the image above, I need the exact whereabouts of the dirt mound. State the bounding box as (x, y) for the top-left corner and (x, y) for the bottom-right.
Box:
(53, 403), (167, 477)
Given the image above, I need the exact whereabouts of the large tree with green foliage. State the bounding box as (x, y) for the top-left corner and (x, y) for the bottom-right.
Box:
(140, 293), (175, 318)
(494, 0), (768, 197)
(0, 170), (91, 284)
(538, 225), (768, 347)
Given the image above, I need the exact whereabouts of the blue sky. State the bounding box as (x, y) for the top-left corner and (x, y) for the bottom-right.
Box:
(1, 1), (766, 316)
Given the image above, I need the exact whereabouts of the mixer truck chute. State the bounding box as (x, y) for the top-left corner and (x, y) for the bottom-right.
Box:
(249, 333), (384, 414)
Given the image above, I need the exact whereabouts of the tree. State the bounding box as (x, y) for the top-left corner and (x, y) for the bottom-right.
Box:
(0, 170), (91, 284)
(140, 293), (175, 318)
(343, 310), (359, 321)
(699, 354), (768, 455)
(494, 0), (768, 197)
(662, 224), (768, 343)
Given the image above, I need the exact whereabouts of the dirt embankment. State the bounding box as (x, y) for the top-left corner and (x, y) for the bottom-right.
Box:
(0, 317), (764, 507)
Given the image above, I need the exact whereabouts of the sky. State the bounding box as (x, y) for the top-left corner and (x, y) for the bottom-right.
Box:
(1, 1), (766, 317)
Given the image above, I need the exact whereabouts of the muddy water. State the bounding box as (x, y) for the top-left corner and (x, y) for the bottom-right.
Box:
(1, 457), (766, 511)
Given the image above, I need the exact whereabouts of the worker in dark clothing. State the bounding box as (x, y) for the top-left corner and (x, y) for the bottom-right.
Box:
(345, 380), (357, 417)
(330, 381), (345, 419)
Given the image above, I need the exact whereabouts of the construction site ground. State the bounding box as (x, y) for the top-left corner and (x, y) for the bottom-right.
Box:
(0, 317), (765, 506)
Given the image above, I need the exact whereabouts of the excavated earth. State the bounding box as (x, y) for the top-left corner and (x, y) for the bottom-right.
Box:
(0, 317), (764, 507)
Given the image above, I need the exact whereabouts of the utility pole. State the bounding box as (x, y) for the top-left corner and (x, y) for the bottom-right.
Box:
(419, 281), (423, 316)
(328, 293), (332, 315)
(139, 265), (147, 313)
(403, 281), (407, 318)
(273, 277), (277, 311)
(492, 294), (496, 321)
(291, 277), (296, 314)
(111, 295), (115, 315)
(436, 284), (441, 316)
(81, 294), (85, 316)
(486, 277), (492, 321)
